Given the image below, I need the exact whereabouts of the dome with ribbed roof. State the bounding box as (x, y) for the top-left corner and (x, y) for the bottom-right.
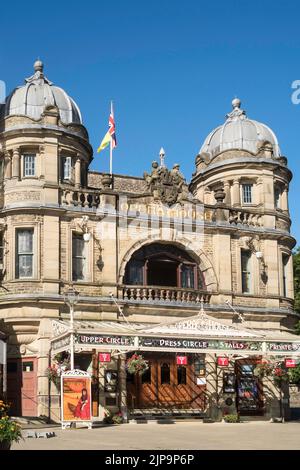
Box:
(3, 60), (82, 124)
(199, 98), (280, 159)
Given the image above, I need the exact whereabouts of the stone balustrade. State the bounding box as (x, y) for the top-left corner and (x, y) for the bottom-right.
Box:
(60, 187), (100, 209)
(228, 209), (262, 227)
(121, 285), (211, 304)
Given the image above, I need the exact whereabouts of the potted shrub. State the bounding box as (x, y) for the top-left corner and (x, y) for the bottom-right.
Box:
(0, 401), (22, 450)
(126, 353), (149, 376)
(103, 409), (123, 425)
(0, 416), (22, 450)
(223, 414), (240, 423)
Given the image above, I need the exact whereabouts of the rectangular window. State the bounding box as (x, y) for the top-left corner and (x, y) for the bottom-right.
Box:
(274, 186), (281, 209)
(241, 250), (251, 293)
(282, 254), (289, 297)
(0, 232), (3, 267)
(0, 159), (3, 181)
(126, 260), (144, 285)
(72, 233), (87, 281)
(242, 184), (253, 204)
(181, 264), (195, 289)
(177, 366), (187, 385)
(23, 154), (35, 177)
(63, 156), (72, 180)
(16, 229), (34, 278)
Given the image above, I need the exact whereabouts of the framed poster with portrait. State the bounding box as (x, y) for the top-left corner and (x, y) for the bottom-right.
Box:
(61, 370), (92, 429)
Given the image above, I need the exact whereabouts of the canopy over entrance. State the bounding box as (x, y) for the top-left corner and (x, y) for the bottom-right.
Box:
(50, 312), (300, 358)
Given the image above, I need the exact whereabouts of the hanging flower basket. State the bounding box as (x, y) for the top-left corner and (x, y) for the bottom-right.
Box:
(46, 352), (71, 389)
(254, 359), (289, 385)
(126, 353), (149, 376)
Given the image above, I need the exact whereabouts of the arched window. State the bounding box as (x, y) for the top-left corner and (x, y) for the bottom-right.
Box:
(124, 243), (205, 289)
(161, 363), (170, 384)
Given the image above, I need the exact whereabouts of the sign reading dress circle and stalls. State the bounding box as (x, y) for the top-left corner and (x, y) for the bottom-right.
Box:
(139, 337), (261, 352)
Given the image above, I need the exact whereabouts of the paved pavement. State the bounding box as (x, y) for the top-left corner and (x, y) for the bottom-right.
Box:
(11, 421), (300, 450)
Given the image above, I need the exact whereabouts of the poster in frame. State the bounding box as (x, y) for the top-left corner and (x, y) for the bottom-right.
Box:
(61, 369), (92, 429)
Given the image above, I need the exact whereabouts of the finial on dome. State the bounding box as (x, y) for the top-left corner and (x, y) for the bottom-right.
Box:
(232, 97), (241, 109)
(34, 59), (44, 72)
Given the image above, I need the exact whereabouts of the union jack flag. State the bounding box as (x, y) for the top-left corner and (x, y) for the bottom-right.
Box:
(109, 103), (117, 149)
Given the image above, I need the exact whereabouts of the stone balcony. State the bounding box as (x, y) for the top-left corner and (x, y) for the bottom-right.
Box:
(120, 285), (211, 305)
(60, 187), (101, 209)
(228, 208), (263, 227)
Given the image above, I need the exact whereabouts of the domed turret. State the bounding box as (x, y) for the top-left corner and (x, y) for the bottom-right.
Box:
(4, 60), (82, 124)
(199, 98), (280, 159)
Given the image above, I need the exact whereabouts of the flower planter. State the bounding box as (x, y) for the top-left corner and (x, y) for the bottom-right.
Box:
(0, 440), (11, 450)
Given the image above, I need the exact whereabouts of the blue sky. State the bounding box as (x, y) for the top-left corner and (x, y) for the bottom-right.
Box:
(0, 0), (299, 245)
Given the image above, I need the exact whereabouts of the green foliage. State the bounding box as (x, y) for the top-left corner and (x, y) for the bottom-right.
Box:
(294, 247), (300, 316)
(223, 414), (240, 423)
(0, 416), (22, 444)
(103, 409), (123, 424)
(288, 364), (300, 384)
(0, 401), (22, 444)
(126, 353), (149, 375)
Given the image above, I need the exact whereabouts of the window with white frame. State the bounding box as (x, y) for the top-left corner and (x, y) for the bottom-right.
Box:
(241, 249), (252, 293)
(16, 229), (34, 278)
(62, 156), (72, 180)
(23, 154), (36, 177)
(282, 253), (289, 297)
(72, 233), (87, 281)
(242, 184), (253, 204)
(0, 232), (4, 268)
(0, 159), (4, 181)
(274, 186), (281, 209)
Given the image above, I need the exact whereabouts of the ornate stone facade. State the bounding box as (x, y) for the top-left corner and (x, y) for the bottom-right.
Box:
(0, 64), (298, 421)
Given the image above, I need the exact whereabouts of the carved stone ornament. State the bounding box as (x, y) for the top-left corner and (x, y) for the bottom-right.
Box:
(143, 161), (188, 206)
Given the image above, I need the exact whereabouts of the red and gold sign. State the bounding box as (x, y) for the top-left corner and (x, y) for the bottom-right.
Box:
(176, 356), (188, 365)
(217, 357), (229, 367)
(99, 353), (111, 363)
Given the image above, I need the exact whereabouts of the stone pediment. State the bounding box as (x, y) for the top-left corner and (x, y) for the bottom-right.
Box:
(141, 312), (261, 338)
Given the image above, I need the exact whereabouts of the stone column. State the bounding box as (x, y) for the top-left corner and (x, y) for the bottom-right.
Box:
(12, 148), (20, 180)
(75, 156), (81, 189)
(223, 180), (231, 205)
(4, 152), (12, 180)
(281, 185), (289, 212)
(204, 187), (211, 205)
(232, 179), (240, 206)
(119, 354), (128, 422)
(256, 177), (264, 205)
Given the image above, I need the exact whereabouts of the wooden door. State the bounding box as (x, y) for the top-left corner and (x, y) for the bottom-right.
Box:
(138, 359), (158, 407)
(7, 359), (22, 416)
(21, 357), (37, 416)
(158, 359), (176, 405)
(175, 363), (191, 405)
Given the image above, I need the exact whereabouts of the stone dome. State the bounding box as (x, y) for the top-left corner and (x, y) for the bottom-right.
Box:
(199, 98), (280, 158)
(4, 60), (82, 124)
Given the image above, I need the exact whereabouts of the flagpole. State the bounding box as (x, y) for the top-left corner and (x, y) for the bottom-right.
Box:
(110, 135), (113, 176)
(110, 101), (113, 176)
